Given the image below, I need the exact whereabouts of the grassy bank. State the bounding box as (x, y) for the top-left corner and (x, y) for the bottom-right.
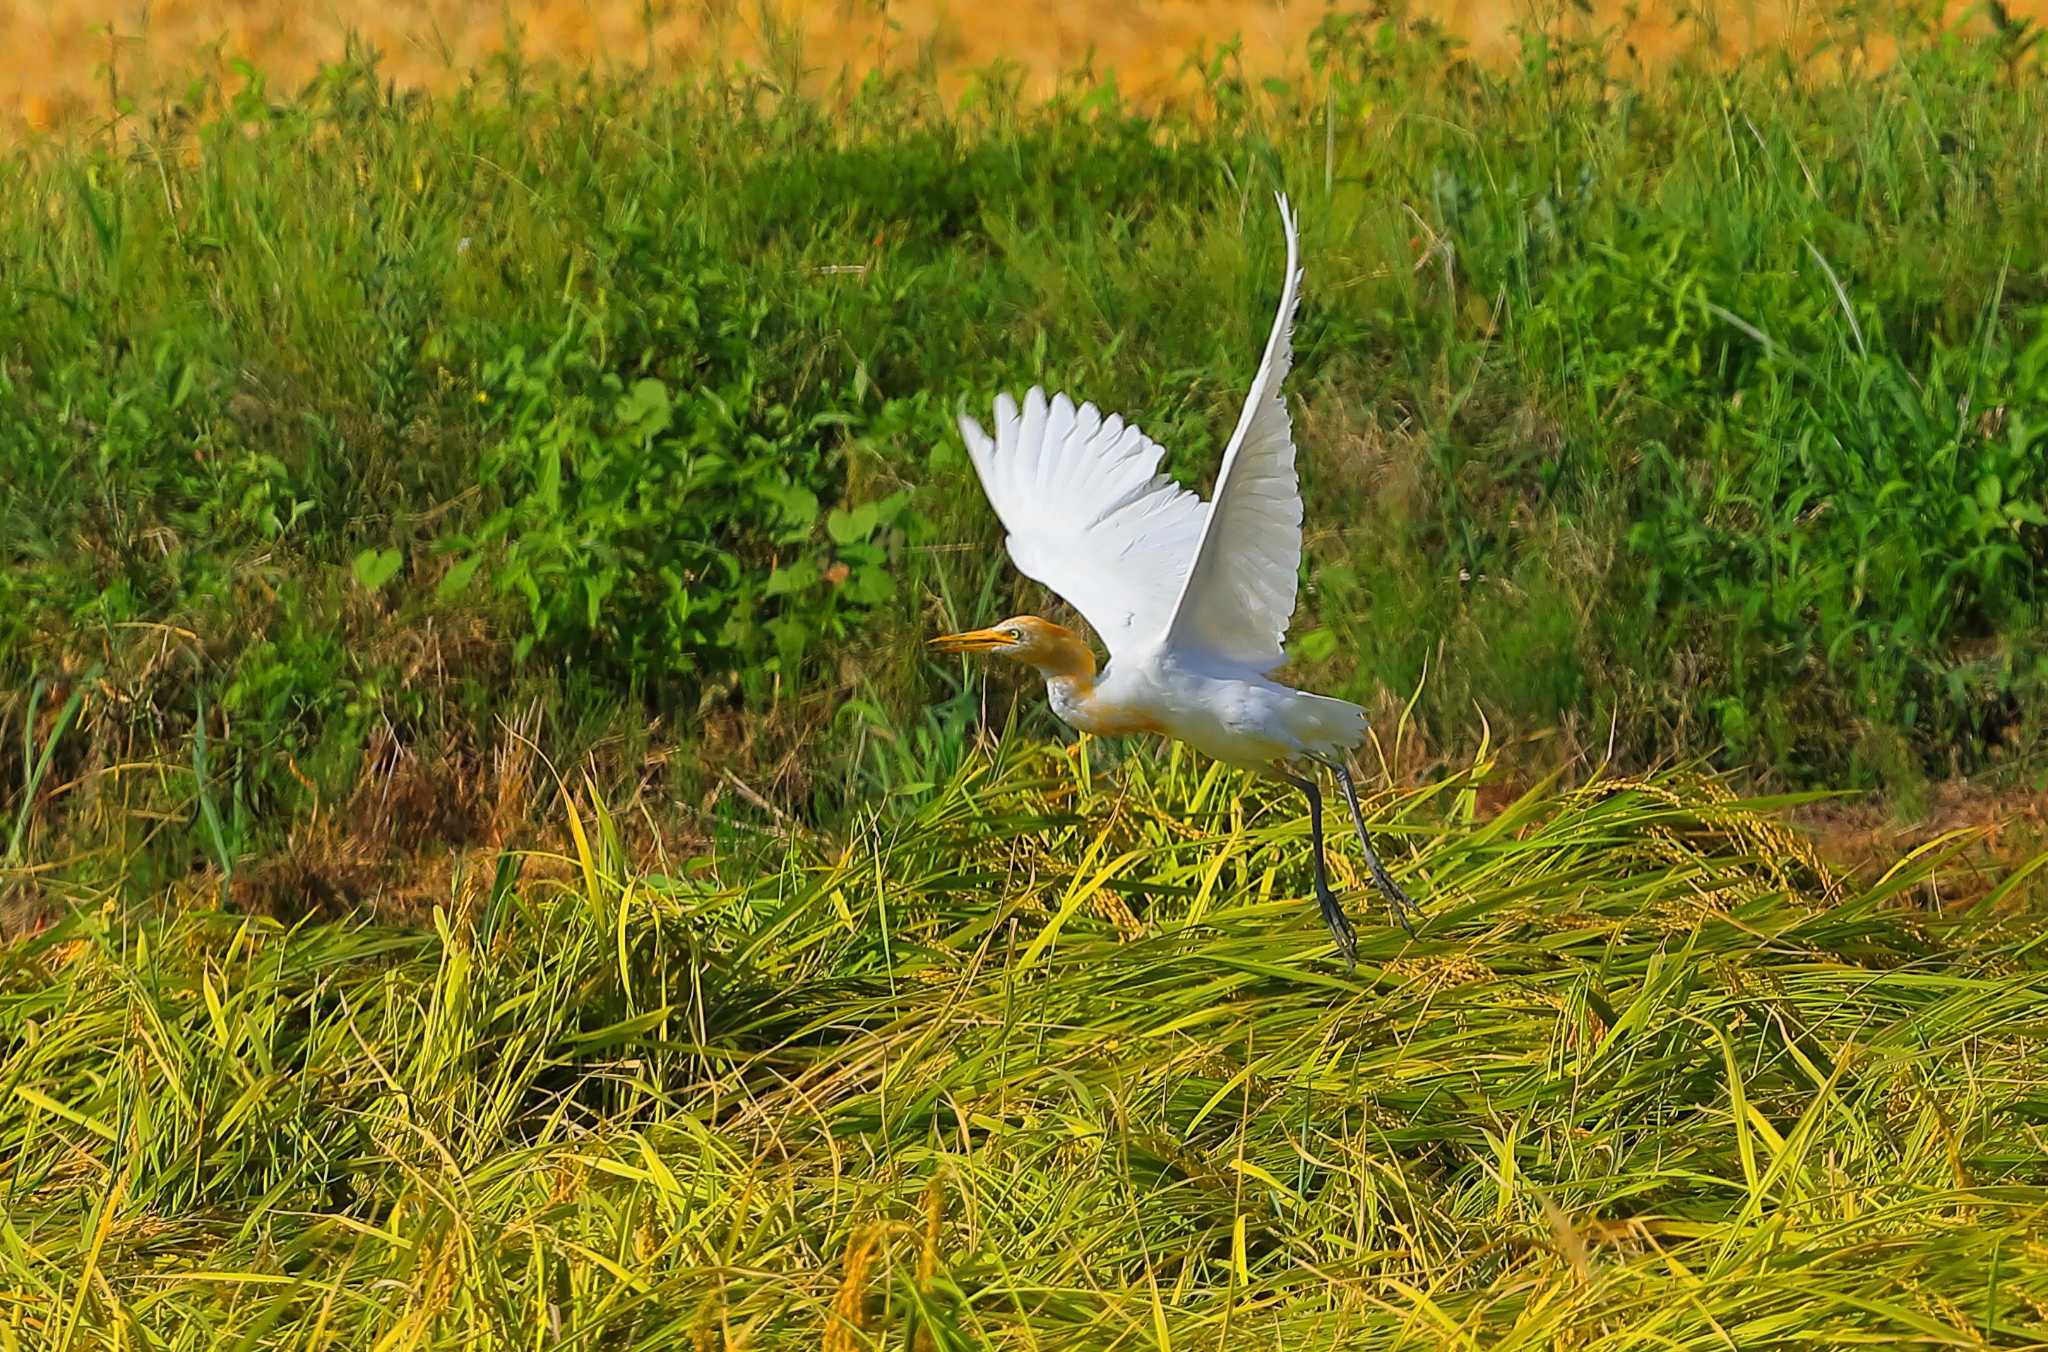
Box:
(4, 11), (2048, 898)
(7, 747), (2047, 1345)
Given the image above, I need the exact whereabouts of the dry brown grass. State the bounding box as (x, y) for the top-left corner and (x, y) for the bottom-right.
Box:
(9, 0), (2039, 138)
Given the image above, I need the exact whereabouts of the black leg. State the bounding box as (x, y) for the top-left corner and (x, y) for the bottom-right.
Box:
(1327, 759), (1421, 937)
(1283, 771), (1358, 971)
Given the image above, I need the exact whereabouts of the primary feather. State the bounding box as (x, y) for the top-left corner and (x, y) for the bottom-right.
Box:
(1164, 193), (1306, 674)
(956, 388), (1209, 661)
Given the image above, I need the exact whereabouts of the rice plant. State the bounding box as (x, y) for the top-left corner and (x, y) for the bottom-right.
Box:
(6, 744), (2044, 1346)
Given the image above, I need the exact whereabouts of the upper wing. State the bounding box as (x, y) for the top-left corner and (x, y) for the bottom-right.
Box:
(1162, 192), (1306, 675)
(958, 387), (1208, 660)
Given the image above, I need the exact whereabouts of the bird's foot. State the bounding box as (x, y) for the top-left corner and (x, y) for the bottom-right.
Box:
(1315, 881), (1359, 973)
(1370, 861), (1422, 939)
(1320, 757), (1424, 940)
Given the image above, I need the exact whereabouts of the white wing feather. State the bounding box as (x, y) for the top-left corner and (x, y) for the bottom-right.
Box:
(959, 195), (1308, 669)
(958, 387), (1208, 660)
(1164, 192), (1306, 674)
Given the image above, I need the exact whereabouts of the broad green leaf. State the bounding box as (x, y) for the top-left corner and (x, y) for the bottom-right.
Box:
(827, 502), (880, 544)
(436, 556), (483, 601)
(764, 559), (820, 596)
(352, 547), (402, 591)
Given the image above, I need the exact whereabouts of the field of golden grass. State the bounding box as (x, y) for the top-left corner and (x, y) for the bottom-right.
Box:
(9, 0), (2039, 137)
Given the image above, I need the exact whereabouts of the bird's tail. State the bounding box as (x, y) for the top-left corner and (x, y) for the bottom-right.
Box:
(1285, 691), (1368, 761)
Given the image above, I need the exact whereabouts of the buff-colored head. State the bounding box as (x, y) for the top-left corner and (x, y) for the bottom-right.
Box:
(928, 615), (1094, 677)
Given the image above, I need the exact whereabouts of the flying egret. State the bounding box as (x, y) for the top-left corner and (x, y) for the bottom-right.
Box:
(931, 193), (1420, 967)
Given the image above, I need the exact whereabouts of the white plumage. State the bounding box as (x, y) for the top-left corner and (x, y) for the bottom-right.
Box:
(934, 193), (1420, 964)
(957, 388), (1206, 662)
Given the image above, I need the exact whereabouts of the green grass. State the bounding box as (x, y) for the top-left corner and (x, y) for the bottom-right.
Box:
(6, 10), (2048, 894)
(6, 745), (2046, 1345)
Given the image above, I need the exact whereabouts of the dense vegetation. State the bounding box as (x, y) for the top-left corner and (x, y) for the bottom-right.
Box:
(8, 748), (2047, 1345)
(6, 11), (2048, 896)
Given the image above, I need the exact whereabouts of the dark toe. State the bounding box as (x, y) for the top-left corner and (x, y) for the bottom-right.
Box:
(1316, 887), (1359, 970)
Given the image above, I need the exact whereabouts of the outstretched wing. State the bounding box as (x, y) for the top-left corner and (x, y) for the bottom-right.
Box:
(1163, 192), (1306, 675)
(958, 387), (1209, 660)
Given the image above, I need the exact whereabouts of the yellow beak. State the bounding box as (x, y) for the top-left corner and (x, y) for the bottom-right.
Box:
(928, 627), (1011, 654)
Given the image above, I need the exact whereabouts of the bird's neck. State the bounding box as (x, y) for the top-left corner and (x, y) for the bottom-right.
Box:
(1030, 631), (1165, 737)
(1024, 628), (1098, 704)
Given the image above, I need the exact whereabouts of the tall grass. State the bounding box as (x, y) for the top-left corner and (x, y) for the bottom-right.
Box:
(4, 9), (2048, 896)
(6, 744), (2046, 1345)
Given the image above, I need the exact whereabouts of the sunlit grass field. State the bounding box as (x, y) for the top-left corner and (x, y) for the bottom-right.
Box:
(7, 4), (2048, 1346)
(10, 744), (2048, 1345)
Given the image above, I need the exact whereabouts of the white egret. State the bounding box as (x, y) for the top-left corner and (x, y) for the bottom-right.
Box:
(931, 193), (1420, 967)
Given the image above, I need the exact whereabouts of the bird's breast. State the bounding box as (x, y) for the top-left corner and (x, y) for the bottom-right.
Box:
(1068, 700), (1170, 737)
(1047, 676), (1168, 738)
